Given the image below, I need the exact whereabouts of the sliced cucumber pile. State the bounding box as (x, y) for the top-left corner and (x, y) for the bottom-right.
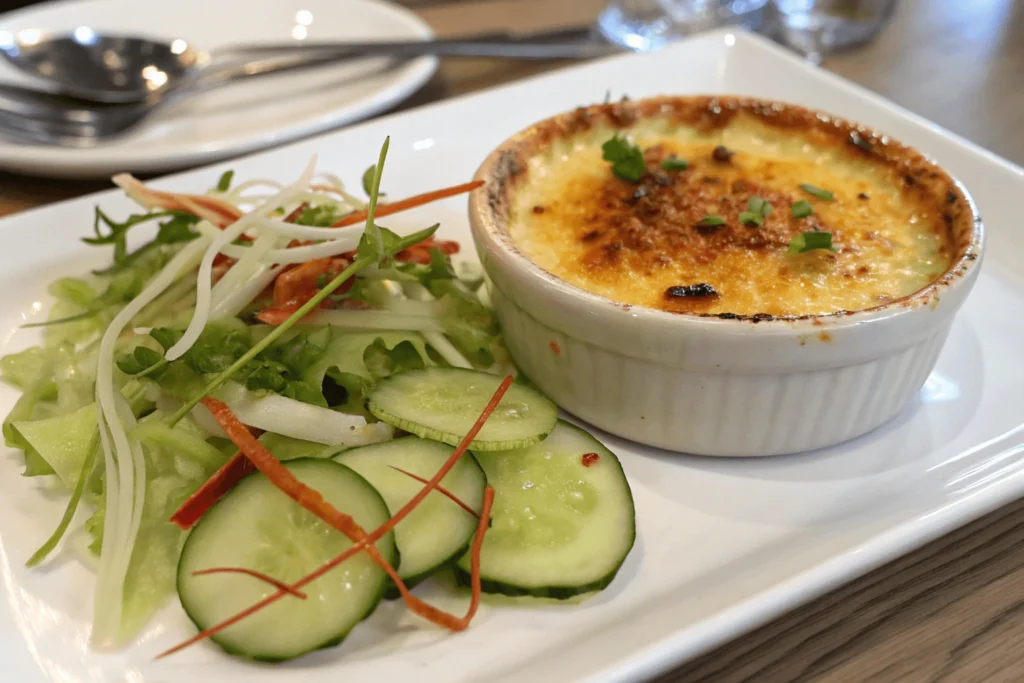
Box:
(335, 436), (486, 588)
(367, 367), (557, 451)
(456, 420), (635, 599)
(175, 368), (638, 662)
(177, 459), (397, 662)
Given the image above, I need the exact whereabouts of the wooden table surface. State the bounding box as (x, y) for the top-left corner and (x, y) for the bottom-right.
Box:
(2, 0), (1023, 680)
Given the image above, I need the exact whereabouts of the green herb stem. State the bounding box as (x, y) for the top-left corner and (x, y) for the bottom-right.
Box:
(21, 309), (102, 329)
(26, 434), (98, 567)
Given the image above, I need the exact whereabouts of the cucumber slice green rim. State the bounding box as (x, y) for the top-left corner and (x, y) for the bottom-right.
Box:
(367, 368), (557, 451)
(177, 459), (397, 662)
(455, 420), (636, 599)
(335, 436), (487, 591)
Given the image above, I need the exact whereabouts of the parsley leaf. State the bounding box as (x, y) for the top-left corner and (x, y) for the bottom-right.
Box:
(149, 327), (184, 352)
(115, 346), (166, 377)
(788, 231), (835, 254)
(601, 134), (647, 183)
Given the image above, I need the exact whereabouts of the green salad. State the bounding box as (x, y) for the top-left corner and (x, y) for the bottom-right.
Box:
(1, 139), (636, 662)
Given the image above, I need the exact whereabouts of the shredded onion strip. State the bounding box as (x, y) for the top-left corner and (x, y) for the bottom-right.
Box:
(166, 157), (318, 361)
(91, 237), (210, 649)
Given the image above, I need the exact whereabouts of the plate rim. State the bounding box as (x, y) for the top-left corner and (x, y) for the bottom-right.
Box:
(0, 0), (438, 178)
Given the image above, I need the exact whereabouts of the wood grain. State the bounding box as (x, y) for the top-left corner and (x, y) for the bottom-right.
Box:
(1, 1), (1023, 681)
(659, 499), (1024, 683)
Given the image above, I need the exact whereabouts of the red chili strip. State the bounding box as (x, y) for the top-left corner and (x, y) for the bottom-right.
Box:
(191, 567), (308, 599)
(388, 465), (479, 518)
(170, 451), (256, 530)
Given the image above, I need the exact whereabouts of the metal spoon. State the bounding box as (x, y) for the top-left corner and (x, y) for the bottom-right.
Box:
(0, 26), (617, 105)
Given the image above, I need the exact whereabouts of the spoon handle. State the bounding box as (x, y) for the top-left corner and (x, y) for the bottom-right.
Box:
(213, 26), (612, 59)
(178, 35), (621, 97)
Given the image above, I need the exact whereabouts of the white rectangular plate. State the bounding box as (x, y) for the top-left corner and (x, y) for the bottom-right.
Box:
(1, 29), (1023, 683)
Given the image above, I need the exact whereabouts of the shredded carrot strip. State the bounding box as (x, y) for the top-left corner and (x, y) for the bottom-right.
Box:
(330, 180), (484, 228)
(191, 568), (308, 599)
(198, 397), (373, 542)
(388, 465), (479, 518)
(156, 377), (511, 659)
(112, 174), (243, 226)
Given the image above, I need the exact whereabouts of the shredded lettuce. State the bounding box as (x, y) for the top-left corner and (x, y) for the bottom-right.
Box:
(3, 348), (60, 476)
(1, 346), (55, 392)
(3, 150), (513, 648)
(13, 403), (98, 488)
(305, 331), (431, 416)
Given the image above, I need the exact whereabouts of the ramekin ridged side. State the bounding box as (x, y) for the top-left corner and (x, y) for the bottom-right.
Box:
(489, 282), (952, 456)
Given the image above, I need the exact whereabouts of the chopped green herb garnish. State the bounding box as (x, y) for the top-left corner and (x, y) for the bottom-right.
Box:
(602, 134), (647, 183)
(799, 183), (835, 201)
(791, 199), (813, 218)
(788, 231), (835, 254)
(697, 215), (726, 227)
(748, 196), (772, 216)
(738, 211), (763, 227)
(661, 157), (688, 172)
(215, 170), (234, 192)
(743, 196), (772, 227)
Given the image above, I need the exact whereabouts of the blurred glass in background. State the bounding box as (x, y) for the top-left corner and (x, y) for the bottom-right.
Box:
(598, 0), (897, 58)
(774, 0), (897, 60)
(598, 1), (770, 51)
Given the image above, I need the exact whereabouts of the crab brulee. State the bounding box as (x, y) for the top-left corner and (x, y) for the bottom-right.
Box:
(506, 98), (956, 317)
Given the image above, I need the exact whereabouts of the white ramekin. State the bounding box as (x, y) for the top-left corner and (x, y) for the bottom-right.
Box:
(469, 96), (984, 456)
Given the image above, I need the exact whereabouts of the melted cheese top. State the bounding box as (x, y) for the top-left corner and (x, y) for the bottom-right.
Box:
(508, 114), (953, 317)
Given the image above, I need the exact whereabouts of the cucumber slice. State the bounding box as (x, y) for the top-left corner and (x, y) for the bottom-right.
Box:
(456, 420), (635, 599)
(367, 368), (557, 451)
(334, 436), (486, 588)
(177, 459), (397, 661)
